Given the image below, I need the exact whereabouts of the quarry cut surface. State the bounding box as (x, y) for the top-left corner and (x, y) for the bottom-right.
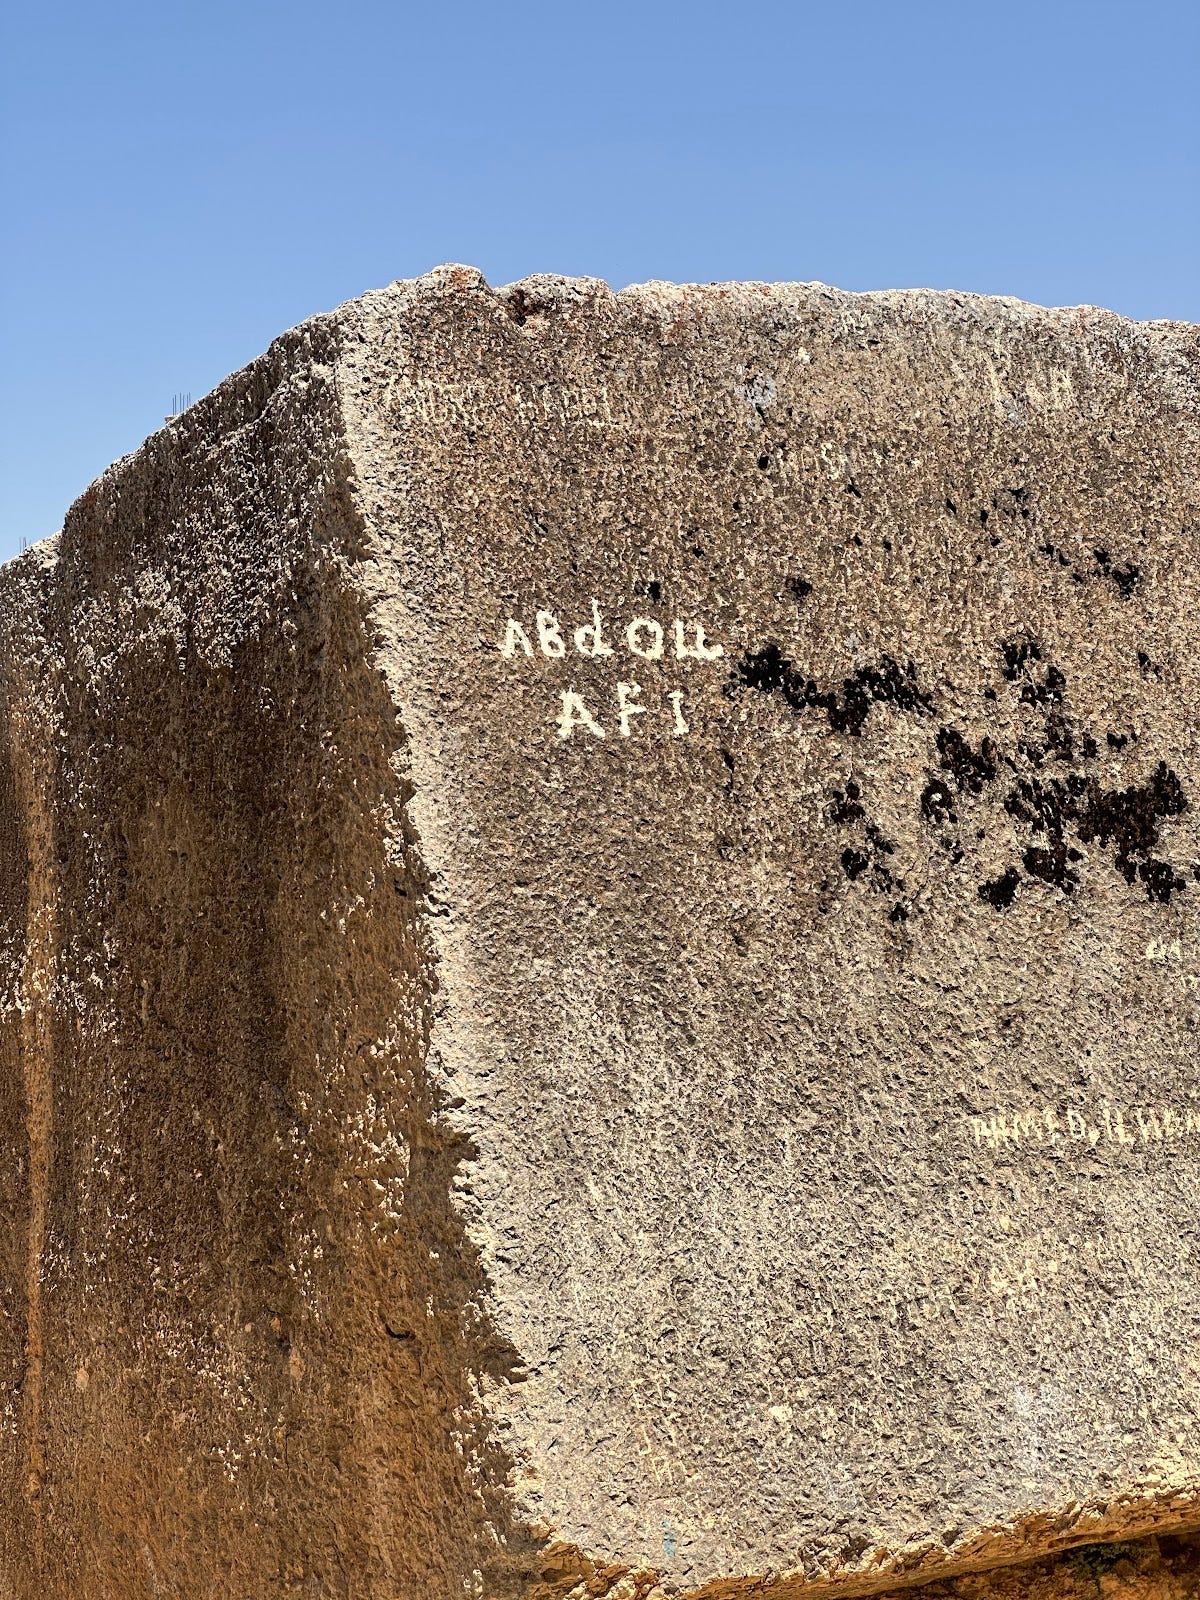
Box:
(1, 267), (1199, 1598)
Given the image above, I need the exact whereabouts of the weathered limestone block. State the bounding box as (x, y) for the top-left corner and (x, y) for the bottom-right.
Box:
(1, 268), (1199, 1598)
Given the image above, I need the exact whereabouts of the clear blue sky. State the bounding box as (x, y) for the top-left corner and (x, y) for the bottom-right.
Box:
(2, 0), (1197, 565)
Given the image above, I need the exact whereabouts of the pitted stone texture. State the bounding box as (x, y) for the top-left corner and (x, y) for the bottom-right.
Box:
(1, 268), (1199, 1598)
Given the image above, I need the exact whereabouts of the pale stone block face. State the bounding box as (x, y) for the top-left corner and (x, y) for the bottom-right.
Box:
(1, 268), (1199, 1597)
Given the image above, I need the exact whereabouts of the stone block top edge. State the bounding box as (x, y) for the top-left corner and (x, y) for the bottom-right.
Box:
(0, 532), (60, 584)
(369, 262), (1200, 334)
(13, 263), (1196, 583)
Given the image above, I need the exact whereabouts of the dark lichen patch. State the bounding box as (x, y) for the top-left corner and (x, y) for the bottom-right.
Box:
(1140, 858), (1186, 903)
(1068, 1543), (1143, 1580)
(735, 643), (793, 697)
(1094, 547), (1141, 599)
(936, 728), (998, 795)
(922, 728), (998, 827)
(829, 783), (905, 904)
(1112, 565), (1140, 599)
(841, 847), (869, 881)
(921, 778), (957, 825)
(828, 779), (865, 826)
(1023, 841), (1084, 893)
(1032, 538), (1140, 597)
(864, 822), (900, 894)
(1016, 708), (1075, 770)
(1020, 664), (1067, 708)
(731, 646), (933, 736)
(1077, 761), (1187, 885)
(1039, 540), (1073, 569)
(733, 631), (1189, 916)
(1042, 708), (1075, 762)
(945, 644), (1192, 905)
(994, 485), (1032, 523)
(998, 760), (1187, 899)
(866, 823), (895, 858)
(979, 868), (1021, 909)
(1001, 638), (1042, 681)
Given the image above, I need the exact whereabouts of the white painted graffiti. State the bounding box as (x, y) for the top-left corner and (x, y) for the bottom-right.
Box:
(498, 599), (725, 740)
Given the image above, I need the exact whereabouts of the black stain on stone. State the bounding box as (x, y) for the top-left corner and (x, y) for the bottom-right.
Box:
(1034, 540), (1140, 596)
(936, 728), (998, 795)
(841, 847), (870, 881)
(829, 779), (865, 826)
(1077, 762), (1187, 888)
(922, 728), (998, 827)
(1040, 541), (1073, 568)
(921, 778), (957, 824)
(1001, 760), (1187, 899)
(732, 645), (933, 736)
(1094, 547), (1141, 599)
(979, 868), (1021, 909)
(1001, 638), (1041, 681)
(1015, 709), (1075, 770)
(735, 631), (1190, 915)
(1020, 664), (1067, 708)
(1139, 858), (1186, 902)
(829, 784), (903, 903)
(1023, 841), (1084, 893)
(865, 822), (899, 893)
(1043, 708), (1075, 762)
(995, 486), (1032, 522)
(967, 646), (1188, 906)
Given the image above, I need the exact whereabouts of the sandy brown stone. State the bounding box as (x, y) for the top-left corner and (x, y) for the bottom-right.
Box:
(1, 268), (1199, 1597)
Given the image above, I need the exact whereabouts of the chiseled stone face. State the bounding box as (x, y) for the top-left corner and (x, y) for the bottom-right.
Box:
(1, 267), (1199, 1598)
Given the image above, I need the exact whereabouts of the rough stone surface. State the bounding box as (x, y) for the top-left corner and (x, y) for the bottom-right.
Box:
(1, 268), (1199, 1598)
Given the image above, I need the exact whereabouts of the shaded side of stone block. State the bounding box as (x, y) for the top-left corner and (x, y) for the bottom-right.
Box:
(0, 542), (60, 1581)
(0, 325), (531, 1597)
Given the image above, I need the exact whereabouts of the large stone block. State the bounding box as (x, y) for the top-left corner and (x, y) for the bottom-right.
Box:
(1, 267), (1199, 1597)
